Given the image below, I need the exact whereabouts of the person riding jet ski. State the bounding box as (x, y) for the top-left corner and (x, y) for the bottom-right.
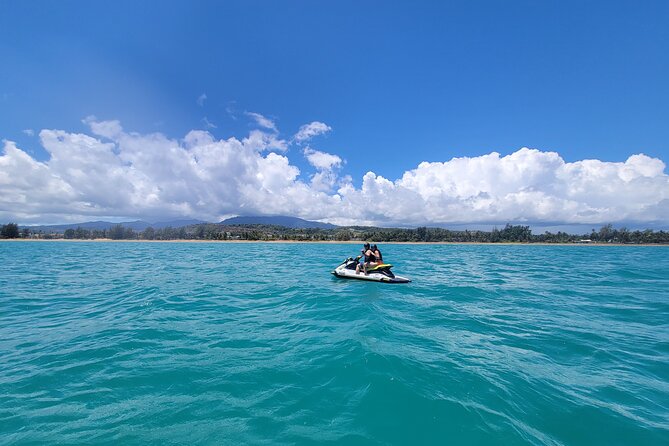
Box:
(356, 242), (378, 275)
(371, 244), (382, 263)
(332, 245), (410, 283)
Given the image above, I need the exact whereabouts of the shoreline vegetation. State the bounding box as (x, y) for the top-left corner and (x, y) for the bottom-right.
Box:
(1, 222), (668, 244)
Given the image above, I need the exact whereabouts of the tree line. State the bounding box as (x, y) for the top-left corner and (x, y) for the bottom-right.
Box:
(2, 222), (668, 244)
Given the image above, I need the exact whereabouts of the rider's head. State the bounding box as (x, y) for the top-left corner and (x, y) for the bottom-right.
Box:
(371, 244), (377, 251)
(363, 243), (370, 250)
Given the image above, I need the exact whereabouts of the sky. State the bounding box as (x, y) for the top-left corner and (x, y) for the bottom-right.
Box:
(1, 0), (668, 228)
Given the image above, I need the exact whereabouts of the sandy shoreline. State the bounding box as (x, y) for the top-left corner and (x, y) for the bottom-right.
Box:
(1, 239), (666, 246)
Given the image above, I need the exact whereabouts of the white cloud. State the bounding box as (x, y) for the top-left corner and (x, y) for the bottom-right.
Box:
(303, 147), (342, 171)
(1, 120), (667, 227)
(197, 93), (207, 107)
(22, 129), (34, 136)
(369, 148), (669, 225)
(303, 147), (344, 192)
(82, 115), (122, 139)
(245, 112), (278, 132)
(242, 129), (288, 152)
(294, 121), (332, 143)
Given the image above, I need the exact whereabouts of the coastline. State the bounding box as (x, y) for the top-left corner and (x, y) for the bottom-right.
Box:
(1, 238), (666, 246)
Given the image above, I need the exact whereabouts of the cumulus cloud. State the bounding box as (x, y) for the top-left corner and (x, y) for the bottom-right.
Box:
(197, 93), (207, 106)
(82, 116), (123, 139)
(242, 129), (288, 152)
(370, 149), (669, 225)
(245, 112), (278, 132)
(0, 119), (667, 226)
(294, 121), (332, 143)
(304, 147), (342, 171)
(303, 147), (344, 193)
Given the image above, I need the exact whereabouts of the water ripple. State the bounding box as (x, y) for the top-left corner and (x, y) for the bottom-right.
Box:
(1, 241), (668, 445)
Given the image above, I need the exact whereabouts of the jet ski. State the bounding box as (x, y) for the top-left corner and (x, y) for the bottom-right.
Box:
(332, 256), (411, 283)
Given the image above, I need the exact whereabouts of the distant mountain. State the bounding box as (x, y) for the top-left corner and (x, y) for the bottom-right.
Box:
(220, 216), (337, 229)
(150, 219), (207, 229)
(25, 219), (206, 233)
(23, 216), (336, 233)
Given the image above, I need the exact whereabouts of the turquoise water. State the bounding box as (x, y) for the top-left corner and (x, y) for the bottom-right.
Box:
(1, 242), (668, 445)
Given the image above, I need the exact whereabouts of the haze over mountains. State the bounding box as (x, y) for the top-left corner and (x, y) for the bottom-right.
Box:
(21, 215), (669, 235)
(24, 216), (336, 233)
(219, 216), (336, 229)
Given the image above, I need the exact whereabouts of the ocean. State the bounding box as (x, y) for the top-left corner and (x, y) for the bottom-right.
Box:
(1, 241), (667, 445)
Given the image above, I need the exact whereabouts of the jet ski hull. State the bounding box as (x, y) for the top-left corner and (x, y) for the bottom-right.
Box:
(332, 260), (411, 283)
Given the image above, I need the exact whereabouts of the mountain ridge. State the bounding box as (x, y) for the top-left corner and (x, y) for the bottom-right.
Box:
(23, 216), (336, 232)
(219, 216), (337, 229)
(24, 219), (206, 232)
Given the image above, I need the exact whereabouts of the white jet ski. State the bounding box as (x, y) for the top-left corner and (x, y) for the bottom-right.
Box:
(332, 256), (411, 283)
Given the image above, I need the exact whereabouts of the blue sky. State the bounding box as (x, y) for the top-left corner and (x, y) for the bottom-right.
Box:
(1, 1), (668, 226)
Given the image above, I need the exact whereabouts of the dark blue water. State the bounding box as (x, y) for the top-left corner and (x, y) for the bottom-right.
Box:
(1, 241), (667, 445)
